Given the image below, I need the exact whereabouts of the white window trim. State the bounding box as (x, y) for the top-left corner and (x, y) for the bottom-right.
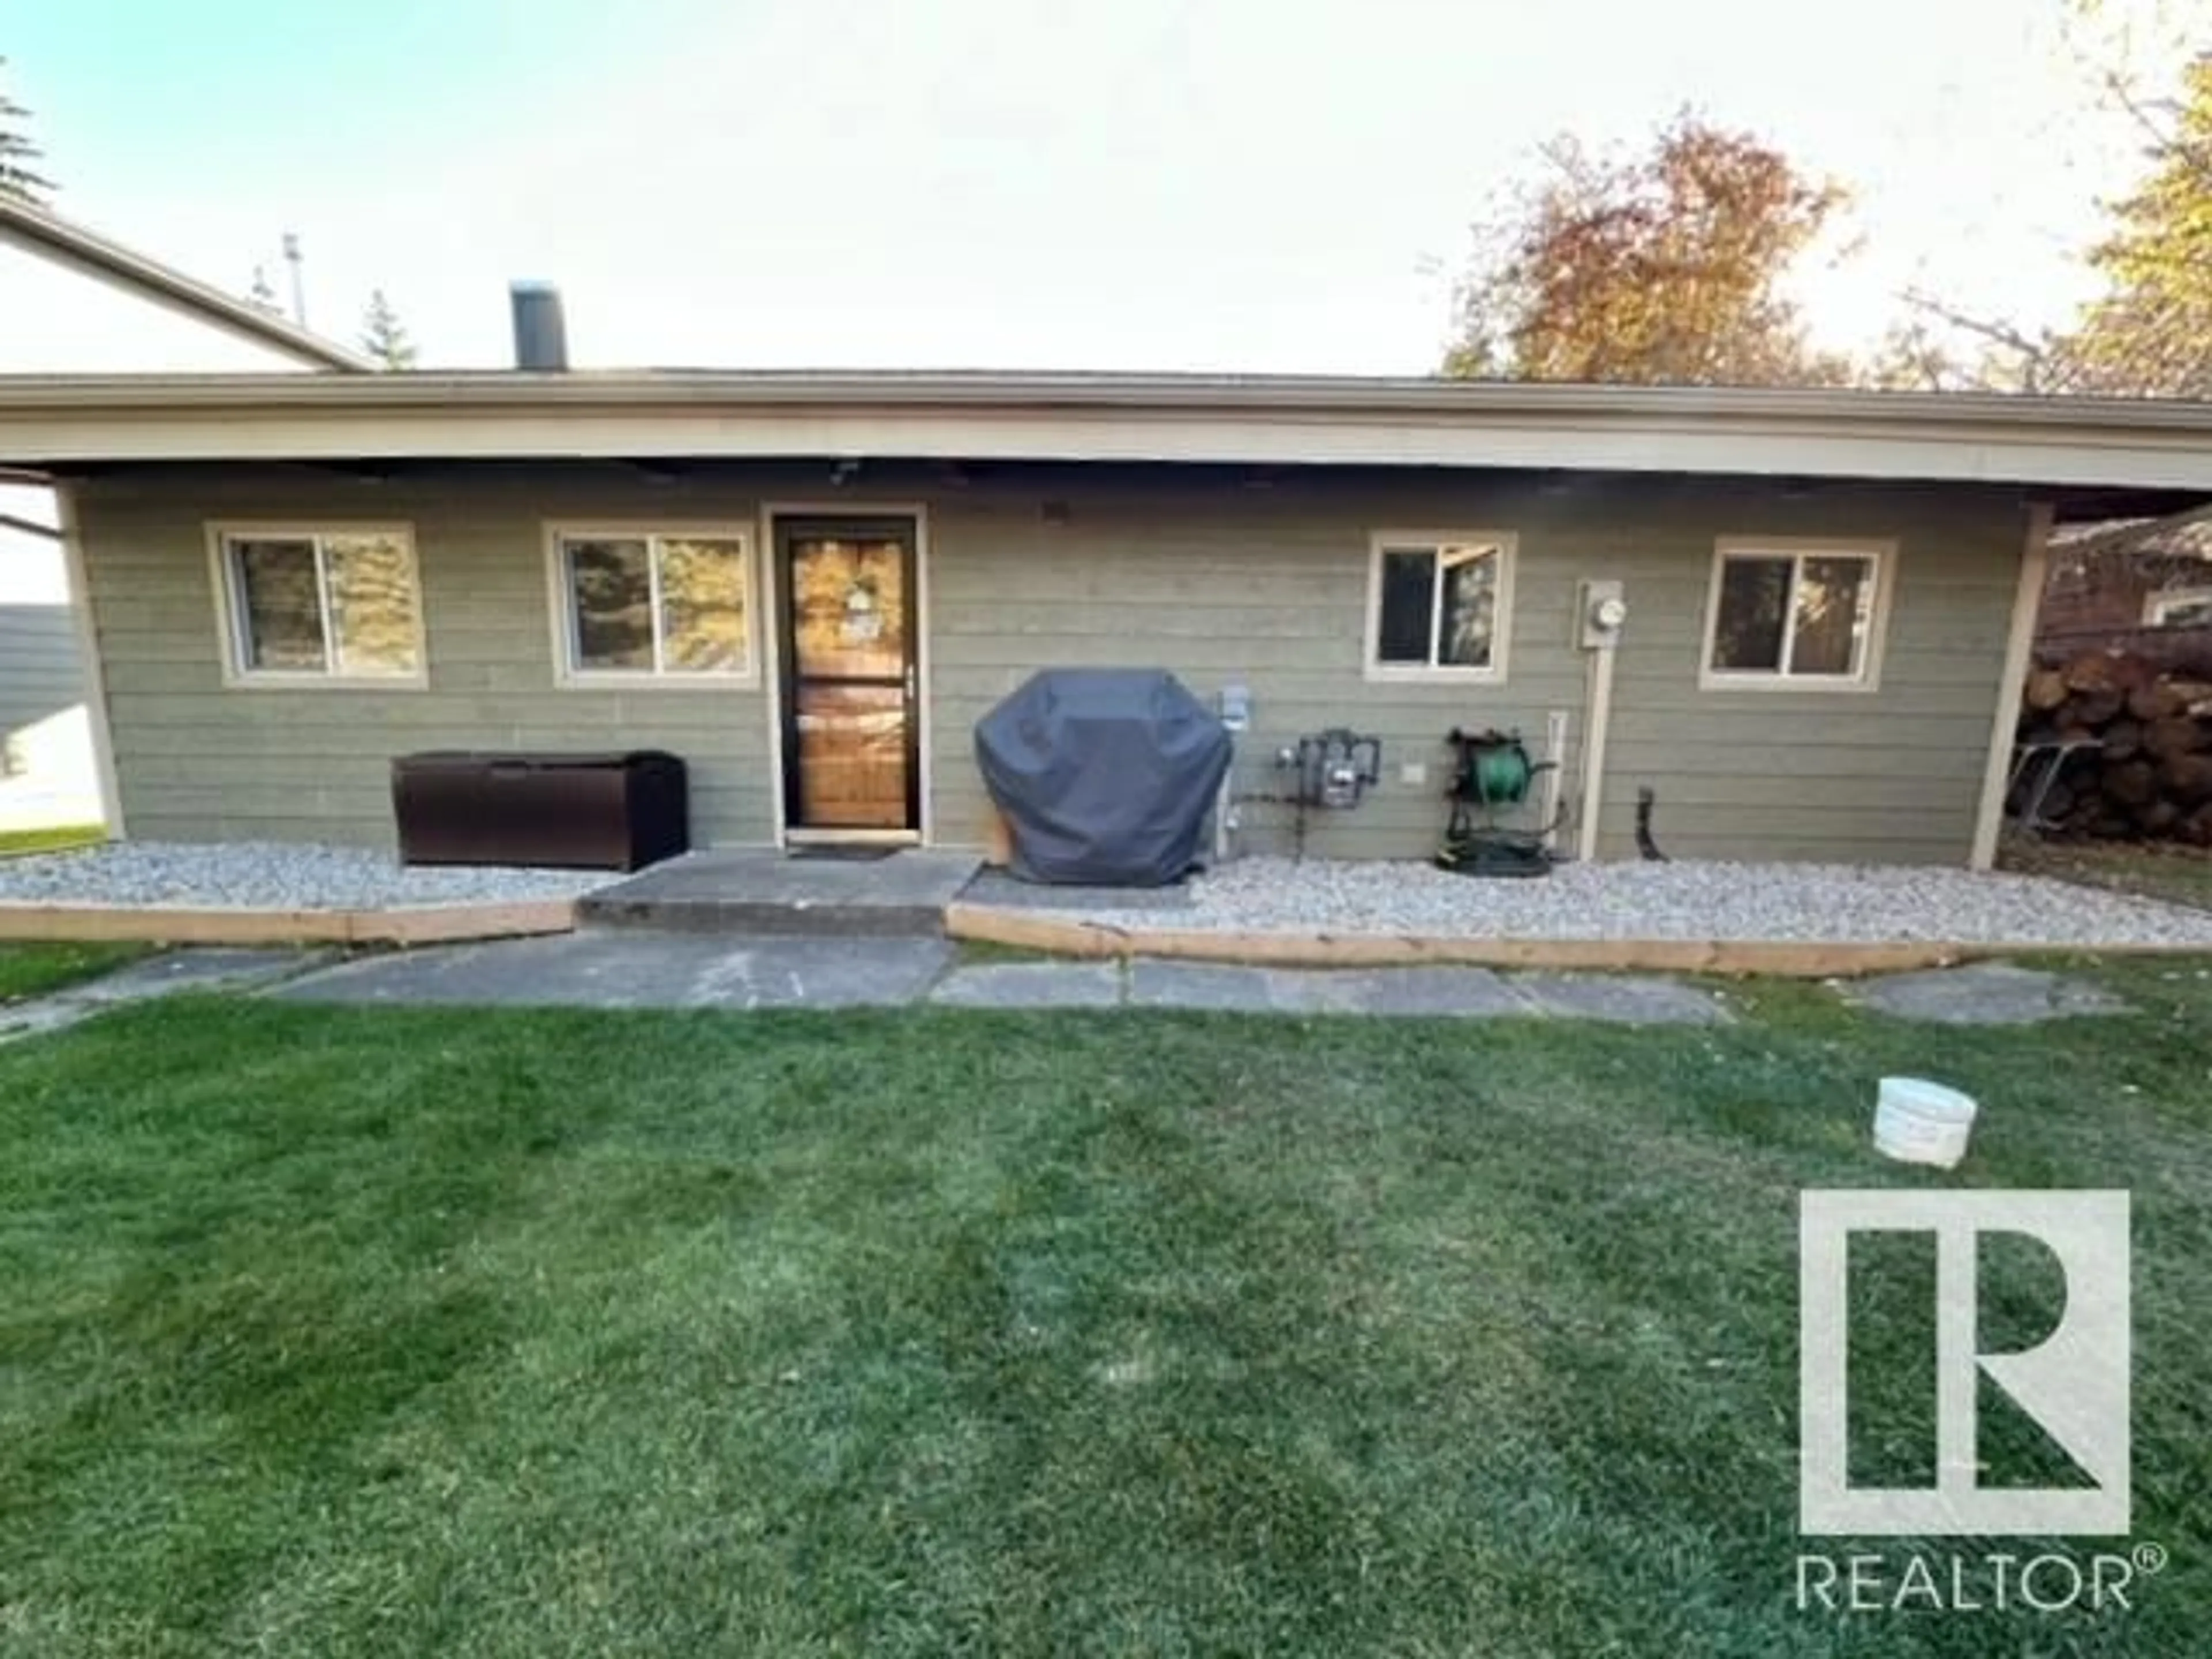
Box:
(2144, 585), (2212, 627)
(1362, 529), (1515, 684)
(1698, 535), (1896, 695)
(205, 521), (428, 690)
(543, 522), (763, 690)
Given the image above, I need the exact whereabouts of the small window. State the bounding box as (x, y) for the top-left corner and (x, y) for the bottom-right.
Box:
(1701, 541), (1889, 690)
(551, 528), (753, 681)
(1366, 533), (1513, 679)
(212, 526), (424, 683)
(2145, 587), (2212, 628)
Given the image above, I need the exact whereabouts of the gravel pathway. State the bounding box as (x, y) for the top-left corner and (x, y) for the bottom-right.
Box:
(0, 842), (611, 910)
(982, 857), (2212, 948)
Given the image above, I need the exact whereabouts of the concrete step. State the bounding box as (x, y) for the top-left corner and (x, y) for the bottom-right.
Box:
(577, 847), (980, 937)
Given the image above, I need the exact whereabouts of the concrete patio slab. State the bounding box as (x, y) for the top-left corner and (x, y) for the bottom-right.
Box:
(1845, 963), (2130, 1025)
(581, 849), (980, 936)
(929, 961), (1125, 1009)
(278, 932), (955, 1010)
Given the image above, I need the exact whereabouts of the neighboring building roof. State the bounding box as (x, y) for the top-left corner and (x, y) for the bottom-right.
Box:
(1, 368), (2211, 495)
(2048, 512), (2212, 563)
(0, 195), (371, 373)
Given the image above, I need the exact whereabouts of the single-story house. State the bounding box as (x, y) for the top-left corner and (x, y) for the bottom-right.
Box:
(5, 336), (2212, 868)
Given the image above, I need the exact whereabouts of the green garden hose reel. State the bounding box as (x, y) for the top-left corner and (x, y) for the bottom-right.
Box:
(1436, 726), (1558, 878)
(1466, 740), (1535, 807)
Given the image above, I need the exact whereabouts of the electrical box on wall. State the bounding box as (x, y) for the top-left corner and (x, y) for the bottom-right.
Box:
(1219, 682), (1252, 732)
(1576, 579), (1627, 650)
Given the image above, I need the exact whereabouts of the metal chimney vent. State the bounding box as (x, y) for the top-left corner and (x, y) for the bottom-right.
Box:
(509, 281), (569, 371)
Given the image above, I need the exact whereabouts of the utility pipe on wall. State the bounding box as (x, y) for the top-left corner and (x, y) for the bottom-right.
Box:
(1215, 681), (1251, 862)
(1576, 652), (1615, 862)
(1573, 581), (1627, 863)
(1540, 709), (1571, 853)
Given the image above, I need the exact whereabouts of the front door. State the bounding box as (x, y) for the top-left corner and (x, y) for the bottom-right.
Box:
(775, 516), (921, 836)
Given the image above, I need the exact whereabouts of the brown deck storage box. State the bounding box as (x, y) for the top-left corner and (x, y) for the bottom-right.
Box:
(391, 751), (689, 871)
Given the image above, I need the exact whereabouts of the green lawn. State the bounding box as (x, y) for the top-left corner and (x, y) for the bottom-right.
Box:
(0, 824), (105, 858)
(0, 941), (146, 1005)
(2, 968), (2208, 1656)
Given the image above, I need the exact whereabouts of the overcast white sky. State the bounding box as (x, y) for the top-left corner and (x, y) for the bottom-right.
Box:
(0, 0), (2198, 374)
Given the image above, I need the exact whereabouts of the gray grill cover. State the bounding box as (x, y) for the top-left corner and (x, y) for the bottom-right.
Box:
(975, 669), (1232, 885)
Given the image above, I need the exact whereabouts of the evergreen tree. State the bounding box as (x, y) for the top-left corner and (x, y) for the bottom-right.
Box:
(0, 58), (54, 204)
(358, 288), (417, 369)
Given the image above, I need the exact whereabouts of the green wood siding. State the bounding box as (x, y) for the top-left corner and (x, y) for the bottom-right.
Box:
(74, 469), (778, 848)
(1588, 489), (2021, 863)
(69, 465), (2027, 864)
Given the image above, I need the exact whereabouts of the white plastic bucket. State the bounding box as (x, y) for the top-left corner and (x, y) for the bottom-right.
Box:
(1873, 1077), (1979, 1170)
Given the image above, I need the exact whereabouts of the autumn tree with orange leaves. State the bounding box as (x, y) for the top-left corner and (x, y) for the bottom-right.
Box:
(1443, 113), (1849, 387)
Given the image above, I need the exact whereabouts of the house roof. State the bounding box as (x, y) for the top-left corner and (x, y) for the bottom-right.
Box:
(2049, 512), (2212, 563)
(0, 196), (372, 373)
(2, 367), (2212, 498)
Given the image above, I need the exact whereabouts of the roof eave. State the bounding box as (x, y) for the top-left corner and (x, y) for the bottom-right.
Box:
(0, 372), (2210, 494)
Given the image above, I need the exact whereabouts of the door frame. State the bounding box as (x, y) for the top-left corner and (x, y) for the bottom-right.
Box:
(761, 503), (931, 847)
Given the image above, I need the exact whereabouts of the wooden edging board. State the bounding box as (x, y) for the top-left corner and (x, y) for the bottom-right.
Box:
(943, 901), (2198, 979)
(0, 897), (578, 946)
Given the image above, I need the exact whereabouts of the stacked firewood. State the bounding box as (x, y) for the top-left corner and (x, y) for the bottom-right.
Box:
(2017, 652), (2212, 842)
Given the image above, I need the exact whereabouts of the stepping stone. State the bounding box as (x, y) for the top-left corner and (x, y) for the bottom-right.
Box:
(1314, 965), (1537, 1017)
(1128, 959), (1728, 1021)
(1131, 961), (1529, 1016)
(1847, 963), (2129, 1025)
(930, 962), (1124, 1009)
(1128, 960), (1287, 1012)
(1510, 972), (1731, 1025)
(0, 946), (330, 1047)
(0, 997), (102, 1044)
(67, 946), (325, 1004)
(279, 933), (953, 1010)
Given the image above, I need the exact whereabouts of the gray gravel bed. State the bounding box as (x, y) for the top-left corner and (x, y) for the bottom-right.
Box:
(978, 857), (2212, 948)
(0, 841), (611, 910)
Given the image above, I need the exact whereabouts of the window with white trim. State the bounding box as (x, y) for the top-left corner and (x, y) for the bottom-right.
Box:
(552, 530), (753, 680)
(1702, 542), (1887, 687)
(1367, 533), (1512, 678)
(214, 527), (423, 682)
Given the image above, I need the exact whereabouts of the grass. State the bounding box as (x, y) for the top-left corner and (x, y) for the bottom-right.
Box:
(0, 824), (105, 858)
(2001, 831), (2212, 912)
(0, 941), (146, 1005)
(951, 935), (1084, 966)
(3, 965), (2210, 1655)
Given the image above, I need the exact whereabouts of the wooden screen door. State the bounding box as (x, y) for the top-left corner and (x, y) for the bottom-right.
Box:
(775, 516), (921, 835)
